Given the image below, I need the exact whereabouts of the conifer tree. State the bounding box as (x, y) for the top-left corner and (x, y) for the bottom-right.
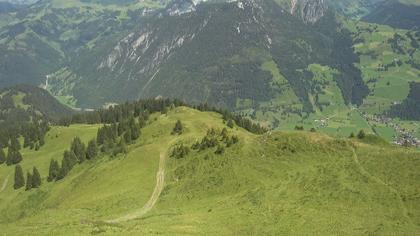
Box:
(14, 165), (24, 190)
(97, 126), (106, 145)
(39, 135), (45, 146)
(32, 167), (41, 188)
(215, 145), (225, 155)
(10, 137), (21, 151)
(130, 118), (140, 140)
(63, 150), (78, 168)
(115, 138), (127, 155)
(14, 150), (22, 165)
(71, 137), (86, 163)
(86, 139), (98, 160)
(138, 116), (147, 128)
(57, 156), (70, 180)
(172, 120), (183, 135)
(0, 148), (5, 165)
(25, 172), (32, 191)
(357, 130), (366, 139)
(23, 136), (31, 148)
(6, 148), (22, 166)
(47, 159), (60, 182)
(6, 149), (13, 166)
(227, 119), (234, 129)
(124, 129), (132, 144)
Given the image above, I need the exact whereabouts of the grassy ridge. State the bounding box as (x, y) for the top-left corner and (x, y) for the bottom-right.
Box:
(1, 107), (419, 234)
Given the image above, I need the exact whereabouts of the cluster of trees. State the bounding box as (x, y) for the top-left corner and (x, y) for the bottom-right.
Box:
(61, 98), (267, 135)
(0, 119), (49, 167)
(22, 121), (49, 151)
(171, 144), (190, 159)
(0, 137), (22, 166)
(197, 105), (267, 134)
(0, 120), (49, 149)
(171, 127), (239, 159)
(294, 126), (316, 132)
(349, 130), (366, 139)
(59, 98), (174, 125)
(47, 137), (98, 182)
(13, 165), (41, 190)
(389, 82), (420, 120)
(96, 116), (143, 156)
(47, 100), (150, 182)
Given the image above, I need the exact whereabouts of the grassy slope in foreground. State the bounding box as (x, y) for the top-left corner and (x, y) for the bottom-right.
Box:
(0, 107), (419, 235)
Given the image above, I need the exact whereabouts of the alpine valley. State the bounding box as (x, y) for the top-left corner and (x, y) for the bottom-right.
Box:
(0, 0), (420, 235)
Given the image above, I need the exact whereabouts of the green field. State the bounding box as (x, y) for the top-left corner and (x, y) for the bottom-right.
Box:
(1, 107), (419, 234)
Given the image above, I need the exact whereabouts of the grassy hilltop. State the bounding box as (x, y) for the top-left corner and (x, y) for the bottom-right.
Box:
(0, 106), (419, 235)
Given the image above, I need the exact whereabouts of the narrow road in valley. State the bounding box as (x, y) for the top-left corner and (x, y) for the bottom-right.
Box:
(351, 149), (413, 225)
(0, 174), (10, 193)
(106, 151), (167, 223)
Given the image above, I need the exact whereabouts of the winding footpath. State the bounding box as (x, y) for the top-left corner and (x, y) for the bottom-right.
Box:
(106, 151), (167, 223)
(0, 174), (10, 193)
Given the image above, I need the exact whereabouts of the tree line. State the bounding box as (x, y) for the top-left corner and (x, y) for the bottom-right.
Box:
(59, 98), (268, 135)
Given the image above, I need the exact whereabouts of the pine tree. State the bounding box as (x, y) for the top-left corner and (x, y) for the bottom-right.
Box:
(124, 129), (132, 144)
(13, 165), (25, 190)
(71, 137), (86, 163)
(10, 137), (21, 151)
(6, 148), (22, 166)
(115, 138), (127, 156)
(130, 119), (140, 140)
(57, 156), (70, 180)
(32, 167), (41, 188)
(172, 120), (183, 135)
(138, 116), (147, 128)
(227, 119), (234, 129)
(215, 145), (225, 155)
(357, 130), (366, 139)
(25, 172), (32, 191)
(6, 148), (13, 166)
(97, 126), (106, 145)
(47, 159), (60, 182)
(0, 148), (5, 165)
(13, 150), (22, 165)
(39, 135), (45, 146)
(63, 150), (77, 169)
(23, 135), (30, 148)
(86, 139), (98, 160)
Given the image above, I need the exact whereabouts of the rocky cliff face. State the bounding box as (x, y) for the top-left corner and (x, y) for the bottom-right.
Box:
(291, 0), (327, 23)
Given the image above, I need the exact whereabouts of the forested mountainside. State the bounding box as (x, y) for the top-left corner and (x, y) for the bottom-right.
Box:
(0, 85), (74, 123)
(363, 0), (420, 29)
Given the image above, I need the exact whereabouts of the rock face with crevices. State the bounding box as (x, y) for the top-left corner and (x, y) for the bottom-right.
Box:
(290, 0), (327, 23)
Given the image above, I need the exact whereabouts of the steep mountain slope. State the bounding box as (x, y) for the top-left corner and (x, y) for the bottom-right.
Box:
(48, 0), (368, 112)
(0, 0), (169, 88)
(0, 85), (74, 123)
(0, 106), (419, 234)
(363, 0), (420, 29)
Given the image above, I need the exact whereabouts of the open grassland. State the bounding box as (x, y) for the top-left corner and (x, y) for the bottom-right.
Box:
(1, 107), (419, 235)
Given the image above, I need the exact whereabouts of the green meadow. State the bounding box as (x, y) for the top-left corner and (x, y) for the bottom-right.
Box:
(1, 107), (419, 235)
